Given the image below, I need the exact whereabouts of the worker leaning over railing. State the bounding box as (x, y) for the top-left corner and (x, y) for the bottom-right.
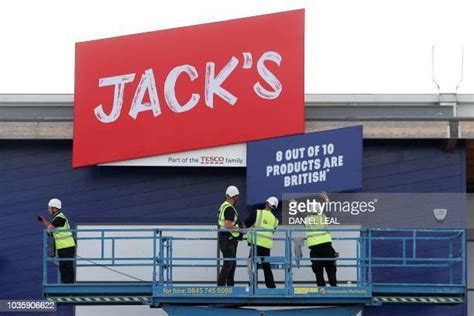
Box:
(305, 192), (338, 287)
(217, 185), (243, 287)
(37, 198), (76, 283)
(245, 196), (279, 288)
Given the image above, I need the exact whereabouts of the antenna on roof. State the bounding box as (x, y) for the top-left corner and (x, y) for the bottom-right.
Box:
(455, 45), (464, 94)
(431, 46), (441, 94)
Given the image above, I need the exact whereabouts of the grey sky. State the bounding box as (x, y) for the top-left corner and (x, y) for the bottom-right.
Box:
(0, 0), (473, 94)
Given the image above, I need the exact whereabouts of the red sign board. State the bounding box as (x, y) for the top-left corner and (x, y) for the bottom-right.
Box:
(73, 10), (304, 167)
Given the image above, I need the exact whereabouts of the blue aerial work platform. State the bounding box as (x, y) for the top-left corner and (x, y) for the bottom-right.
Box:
(42, 227), (466, 315)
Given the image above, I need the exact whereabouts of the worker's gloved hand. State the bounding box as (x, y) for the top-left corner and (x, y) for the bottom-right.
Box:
(37, 215), (44, 222)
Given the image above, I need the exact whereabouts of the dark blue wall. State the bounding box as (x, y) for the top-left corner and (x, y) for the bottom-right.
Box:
(362, 140), (466, 316)
(0, 139), (466, 315)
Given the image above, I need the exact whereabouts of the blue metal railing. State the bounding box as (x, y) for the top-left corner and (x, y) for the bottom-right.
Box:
(43, 227), (465, 299)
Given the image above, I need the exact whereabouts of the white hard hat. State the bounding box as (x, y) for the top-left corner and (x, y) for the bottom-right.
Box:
(225, 185), (240, 198)
(48, 198), (62, 209)
(266, 196), (279, 209)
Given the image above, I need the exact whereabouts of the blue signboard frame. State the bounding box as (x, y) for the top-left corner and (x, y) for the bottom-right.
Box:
(246, 126), (363, 205)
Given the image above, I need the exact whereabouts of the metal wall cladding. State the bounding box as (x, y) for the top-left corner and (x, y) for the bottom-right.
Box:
(0, 139), (466, 315)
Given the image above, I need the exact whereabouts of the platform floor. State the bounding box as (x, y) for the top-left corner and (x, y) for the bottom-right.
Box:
(44, 282), (465, 306)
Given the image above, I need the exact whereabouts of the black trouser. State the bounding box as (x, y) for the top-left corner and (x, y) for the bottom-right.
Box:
(251, 245), (276, 288)
(218, 236), (238, 286)
(57, 246), (75, 283)
(310, 242), (337, 286)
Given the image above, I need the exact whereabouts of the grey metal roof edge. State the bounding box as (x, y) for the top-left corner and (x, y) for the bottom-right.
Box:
(0, 94), (73, 104)
(1, 93), (473, 105)
(457, 94), (474, 103)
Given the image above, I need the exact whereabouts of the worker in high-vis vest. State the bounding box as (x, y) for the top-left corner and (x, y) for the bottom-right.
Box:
(217, 185), (242, 286)
(245, 196), (279, 288)
(305, 192), (337, 286)
(37, 198), (76, 283)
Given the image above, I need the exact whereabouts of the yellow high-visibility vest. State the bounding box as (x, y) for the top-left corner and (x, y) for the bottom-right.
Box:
(218, 201), (240, 238)
(248, 209), (278, 249)
(52, 212), (76, 250)
(305, 213), (332, 247)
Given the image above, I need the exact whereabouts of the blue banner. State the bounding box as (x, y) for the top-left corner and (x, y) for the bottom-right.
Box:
(246, 126), (363, 205)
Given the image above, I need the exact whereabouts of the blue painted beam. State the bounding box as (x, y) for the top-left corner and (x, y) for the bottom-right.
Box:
(372, 284), (465, 294)
(44, 282), (153, 295)
(161, 305), (363, 316)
